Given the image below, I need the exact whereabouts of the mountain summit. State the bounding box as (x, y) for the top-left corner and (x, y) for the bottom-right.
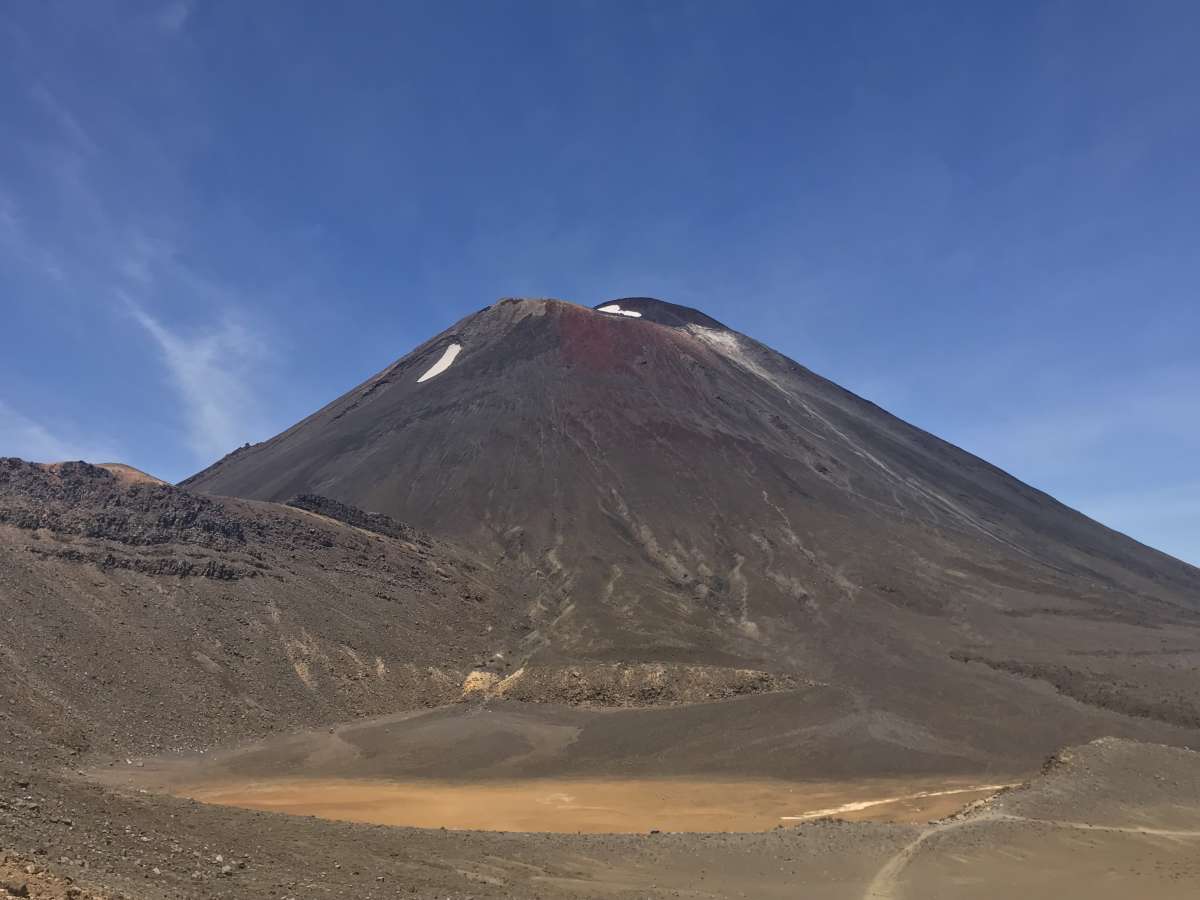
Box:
(182, 296), (1200, 763)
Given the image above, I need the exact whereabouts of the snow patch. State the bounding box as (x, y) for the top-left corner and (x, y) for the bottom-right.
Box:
(417, 343), (462, 382)
(597, 304), (642, 318)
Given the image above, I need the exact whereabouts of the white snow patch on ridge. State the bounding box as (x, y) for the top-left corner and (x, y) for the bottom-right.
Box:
(417, 343), (462, 383)
(598, 304), (642, 318)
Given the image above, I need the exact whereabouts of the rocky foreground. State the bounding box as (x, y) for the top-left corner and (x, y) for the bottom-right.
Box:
(1, 739), (1198, 898)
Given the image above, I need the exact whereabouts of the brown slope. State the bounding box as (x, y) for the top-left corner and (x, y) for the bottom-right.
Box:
(0, 458), (535, 762)
(1, 458), (1199, 897)
(0, 458), (798, 767)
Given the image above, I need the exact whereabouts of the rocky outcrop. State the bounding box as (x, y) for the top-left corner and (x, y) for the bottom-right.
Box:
(0, 459), (246, 548)
(287, 494), (428, 544)
(464, 663), (807, 707)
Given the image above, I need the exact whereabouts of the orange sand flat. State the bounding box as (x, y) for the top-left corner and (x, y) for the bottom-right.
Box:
(178, 776), (1013, 833)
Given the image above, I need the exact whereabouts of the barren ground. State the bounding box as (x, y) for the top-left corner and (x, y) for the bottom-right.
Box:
(148, 775), (1014, 833)
(2, 737), (1196, 899)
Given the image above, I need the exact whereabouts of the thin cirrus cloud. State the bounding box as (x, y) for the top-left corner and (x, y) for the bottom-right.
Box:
(953, 367), (1200, 474)
(156, 0), (192, 35)
(932, 366), (1200, 565)
(126, 300), (270, 463)
(0, 37), (276, 475)
(1081, 483), (1200, 567)
(30, 82), (97, 156)
(0, 400), (119, 464)
(0, 188), (66, 283)
(114, 232), (280, 468)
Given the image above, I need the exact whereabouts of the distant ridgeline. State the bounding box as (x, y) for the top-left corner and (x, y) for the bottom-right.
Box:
(286, 493), (429, 544)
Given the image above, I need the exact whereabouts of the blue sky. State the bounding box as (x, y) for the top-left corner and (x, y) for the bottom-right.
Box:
(1, 1), (1198, 564)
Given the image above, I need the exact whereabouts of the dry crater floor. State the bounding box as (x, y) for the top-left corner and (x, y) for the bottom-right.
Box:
(47, 704), (1199, 899)
(122, 775), (1016, 834)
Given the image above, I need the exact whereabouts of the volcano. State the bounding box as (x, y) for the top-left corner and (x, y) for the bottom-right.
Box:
(5, 298), (1200, 898)
(178, 296), (1200, 770)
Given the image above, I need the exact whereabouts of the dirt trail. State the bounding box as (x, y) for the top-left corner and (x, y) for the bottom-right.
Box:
(863, 811), (1200, 900)
(991, 813), (1200, 837)
(863, 816), (973, 900)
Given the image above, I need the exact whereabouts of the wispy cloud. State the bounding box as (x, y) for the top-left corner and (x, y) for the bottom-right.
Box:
(6, 64), (274, 472)
(156, 0), (192, 35)
(127, 300), (270, 461)
(1079, 482), (1200, 567)
(0, 400), (118, 463)
(0, 187), (67, 282)
(937, 366), (1200, 566)
(30, 82), (97, 155)
(952, 368), (1200, 479)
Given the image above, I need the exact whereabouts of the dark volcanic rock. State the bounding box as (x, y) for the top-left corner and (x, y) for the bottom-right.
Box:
(287, 493), (428, 544)
(0, 459), (246, 548)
